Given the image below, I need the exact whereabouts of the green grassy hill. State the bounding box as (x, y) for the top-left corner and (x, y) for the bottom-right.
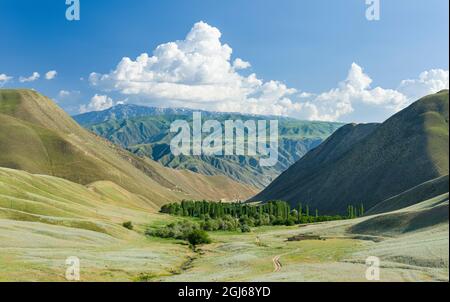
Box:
(252, 90), (449, 214)
(0, 166), (193, 281)
(367, 175), (449, 214)
(0, 89), (257, 208)
(74, 107), (343, 188)
(0, 167), (156, 238)
(349, 193), (449, 236)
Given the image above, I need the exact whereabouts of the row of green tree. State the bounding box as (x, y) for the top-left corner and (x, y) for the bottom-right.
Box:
(160, 200), (365, 227)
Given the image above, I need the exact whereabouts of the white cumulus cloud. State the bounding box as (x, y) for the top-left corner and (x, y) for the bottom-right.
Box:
(88, 21), (449, 122)
(45, 70), (57, 80)
(58, 90), (71, 98)
(295, 63), (409, 122)
(89, 21), (296, 115)
(19, 72), (40, 83)
(0, 73), (13, 87)
(398, 69), (449, 101)
(57, 90), (81, 101)
(233, 58), (251, 70)
(79, 94), (114, 113)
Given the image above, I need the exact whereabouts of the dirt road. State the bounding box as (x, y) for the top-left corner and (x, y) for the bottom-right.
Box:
(272, 255), (282, 272)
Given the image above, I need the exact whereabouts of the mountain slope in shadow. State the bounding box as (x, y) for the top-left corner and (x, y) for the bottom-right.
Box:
(252, 90), (449, 214)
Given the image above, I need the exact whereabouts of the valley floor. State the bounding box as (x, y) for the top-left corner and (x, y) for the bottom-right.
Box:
(0, 215), (448, 282)
(0, 168), (448, 282)
(158, 222), (449, 282)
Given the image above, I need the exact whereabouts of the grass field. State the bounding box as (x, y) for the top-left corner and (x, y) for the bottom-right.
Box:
(159, 216), (448, 282)
(0, 167), (447, 282)
(1, 216), (447, 282)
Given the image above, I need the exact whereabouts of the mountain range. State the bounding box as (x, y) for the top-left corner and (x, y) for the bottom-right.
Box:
(74, 105), (343, 188)
(1, 88), (448, 215)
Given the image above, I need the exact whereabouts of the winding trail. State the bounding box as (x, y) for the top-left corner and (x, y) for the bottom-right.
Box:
(272, 248), (301, 273)
(272, 255), (282, 272)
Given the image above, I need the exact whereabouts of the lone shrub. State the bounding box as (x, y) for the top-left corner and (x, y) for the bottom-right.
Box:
(240, 224), (251, 233)
(187, 229), (211, 246)
(122, 221), (133, 230)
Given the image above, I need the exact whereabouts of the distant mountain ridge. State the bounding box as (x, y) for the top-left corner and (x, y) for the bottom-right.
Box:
(74, 105), (344, 188)
(74, 103), (307, 126)
(252, 90), (449, 214)
(75, 104), (203, 126)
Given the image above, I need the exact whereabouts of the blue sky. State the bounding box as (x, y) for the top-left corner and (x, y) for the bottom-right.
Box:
(0, 0), (448, 122)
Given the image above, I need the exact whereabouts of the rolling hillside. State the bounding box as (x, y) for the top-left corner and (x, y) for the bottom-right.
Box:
(1, 166), (447, 281)
(0, 89), (257, 208)
(349, 193), (449, 236)
(0, 166), (194, 281)
(367, 175), (449, 215)
(253, 90), (449, 214)
(74, 106), (343, 188)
